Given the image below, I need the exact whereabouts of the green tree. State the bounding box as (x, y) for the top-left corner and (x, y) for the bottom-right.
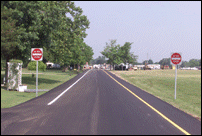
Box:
(128, 53), (138, 65)
(101, 40), (122, 70)
(180, 61), (188, 67)
(2, 1), (66, 83)
(159, 58), (171, 69)
(48, 1), (90, 70)
(3, 1), (47, 61)
(76, 42), (94, 70)
(119, 42), (133, 64)
(101, 40), (138, 70)
(1, 4), (25, 84)
(82, 43), (94, 64)
(2, 1), (92, 72)
(142, 60), (148, 65)
(94, 56), (107, 64)
(143, 59), (153, 65)
(148, 59), (153, 64)
(188, 59), (200, 67)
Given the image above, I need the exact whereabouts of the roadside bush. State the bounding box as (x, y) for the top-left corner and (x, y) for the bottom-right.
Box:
(27, 61), (47, 71)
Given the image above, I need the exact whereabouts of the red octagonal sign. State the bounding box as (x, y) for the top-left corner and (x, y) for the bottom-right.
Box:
(171, 53), (181, 65)
(31, 48), (43, 61)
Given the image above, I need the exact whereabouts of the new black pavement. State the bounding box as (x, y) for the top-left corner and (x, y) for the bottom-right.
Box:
(104, 70), (201, 135)
(1, 69), (201, 135)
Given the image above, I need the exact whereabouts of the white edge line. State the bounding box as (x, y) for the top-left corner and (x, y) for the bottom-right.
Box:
(47, 69), (92, 105)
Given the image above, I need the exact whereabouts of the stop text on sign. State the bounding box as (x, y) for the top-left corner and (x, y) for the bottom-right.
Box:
(31, 48), (43, 61)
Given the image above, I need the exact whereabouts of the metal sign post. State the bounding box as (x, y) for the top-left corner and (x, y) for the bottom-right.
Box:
(171, 52), (182, 100)
(174, 64), (177, 99)
(36, 61), (38, 97)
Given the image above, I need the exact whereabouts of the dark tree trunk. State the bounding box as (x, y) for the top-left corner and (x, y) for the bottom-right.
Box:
(77, 64), (80, 72)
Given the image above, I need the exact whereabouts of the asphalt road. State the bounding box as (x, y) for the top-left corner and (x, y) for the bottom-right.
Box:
(1, 69), (201, 135)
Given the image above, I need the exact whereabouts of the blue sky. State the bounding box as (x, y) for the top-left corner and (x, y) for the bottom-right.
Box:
(73, 1), (201, 63)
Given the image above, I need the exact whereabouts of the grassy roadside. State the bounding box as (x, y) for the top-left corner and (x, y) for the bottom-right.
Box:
(1, 69), (83, 108)
(109, 70), (201, 120)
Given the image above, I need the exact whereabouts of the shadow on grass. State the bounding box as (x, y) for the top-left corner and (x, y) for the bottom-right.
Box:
(22, 77), (61, 86)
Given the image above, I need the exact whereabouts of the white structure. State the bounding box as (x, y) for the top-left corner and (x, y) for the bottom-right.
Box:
(180, 67), (198, 70)
(134, 64), (160, 70)
(134, 65), (145, 70)
(18, 85), (27, 92)
(46, 61), (60, 68)
(7, 62), (23, 90)
(147, 64), (161, 70)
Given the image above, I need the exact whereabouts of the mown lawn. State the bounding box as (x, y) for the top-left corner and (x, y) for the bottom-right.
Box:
(1, 69), (82, 108)
(110, 69), (201, 120)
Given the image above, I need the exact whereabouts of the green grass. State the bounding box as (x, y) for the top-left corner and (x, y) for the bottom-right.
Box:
(1, 68), (83, 108)
(21, 69), (81, 90)
(1, 88), (47, 108)
(110, 70), (201, 120)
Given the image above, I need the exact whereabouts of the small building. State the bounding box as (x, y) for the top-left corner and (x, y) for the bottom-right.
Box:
(134, 65), (145, 70)
(147, 64), (161, 70)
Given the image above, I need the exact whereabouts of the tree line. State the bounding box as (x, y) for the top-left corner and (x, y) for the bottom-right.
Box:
(141, 58), (201, 68)
(92, 56), (201, 69)
(1, 1), (94, 84)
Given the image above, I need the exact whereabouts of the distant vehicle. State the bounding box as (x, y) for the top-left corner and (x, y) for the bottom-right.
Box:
(115, 63), (129, 70)
(133, 66), (137, 71)
(93, 64), (100, 69)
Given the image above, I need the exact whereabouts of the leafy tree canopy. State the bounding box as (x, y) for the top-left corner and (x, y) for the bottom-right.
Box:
(101, 39), (138, 70)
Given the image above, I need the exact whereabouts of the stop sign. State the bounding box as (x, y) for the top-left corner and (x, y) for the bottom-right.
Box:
(31, 48), (43, 61)
(171, 53), (182, 65)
